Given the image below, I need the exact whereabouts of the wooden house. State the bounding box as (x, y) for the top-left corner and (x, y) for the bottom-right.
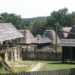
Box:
(19, 30), (52, 49)
(0, 23), (23, 66)
(61, 26), (75, 63)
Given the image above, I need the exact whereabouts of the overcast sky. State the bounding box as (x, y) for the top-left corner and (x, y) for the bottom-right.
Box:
(0, 0), (75, 18)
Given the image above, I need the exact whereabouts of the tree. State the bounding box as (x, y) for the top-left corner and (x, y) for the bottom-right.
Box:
(46, 8), (68, 28)
(1, 12), (24, 29)
(29, 17), (47, 36)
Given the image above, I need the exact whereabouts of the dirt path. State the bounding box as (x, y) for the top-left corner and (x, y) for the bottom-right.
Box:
(28, 63), (44, 72)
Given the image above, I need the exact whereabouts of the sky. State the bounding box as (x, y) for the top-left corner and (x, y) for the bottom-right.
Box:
(0, 0), (75, 18)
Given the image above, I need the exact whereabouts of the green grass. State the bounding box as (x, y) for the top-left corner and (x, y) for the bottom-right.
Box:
(0, 61), (38, 74)
(17, 61), (38, 65)
(0, 67), (10, 74)
(50, 47), (62, 52)
(39, 61), (75, 71)
(0, 61), (75, 74)
(14, 61), (75, 71)
(12, 61), (38, 72)
(57, 47), (62, 52)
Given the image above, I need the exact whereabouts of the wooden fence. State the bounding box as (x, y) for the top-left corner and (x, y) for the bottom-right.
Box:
(3, 68), (75, 75)
(21, 49), (62, 61)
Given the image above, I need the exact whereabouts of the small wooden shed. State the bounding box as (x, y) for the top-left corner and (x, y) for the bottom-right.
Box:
(61, 39), (75, 63)
(61, 26), (75, 63)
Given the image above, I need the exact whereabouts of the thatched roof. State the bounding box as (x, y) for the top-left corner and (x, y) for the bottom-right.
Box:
(0, 23), (23, 42)
(19, 30), (35, 44)
(67, 25), (75, 38)
(35, 35), (51, 44)
(44, 30), (61, 44)
(62, 27), (72, 38)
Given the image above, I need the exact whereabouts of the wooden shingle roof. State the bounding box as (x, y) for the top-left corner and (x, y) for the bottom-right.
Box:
(60, 39), (75, 46)
(35, 35), (51, 44)
(0, 23), (23, 42)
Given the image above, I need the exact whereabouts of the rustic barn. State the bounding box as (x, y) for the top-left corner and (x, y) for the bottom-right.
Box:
(0, 23), (23, 66)
(61, 26), (75, 63)
(61, 39), (75, 63)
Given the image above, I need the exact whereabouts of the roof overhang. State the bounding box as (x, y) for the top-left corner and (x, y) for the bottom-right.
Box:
(60, 39), (75, 46)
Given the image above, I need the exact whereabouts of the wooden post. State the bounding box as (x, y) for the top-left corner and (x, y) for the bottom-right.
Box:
(62, 47), (64, 63)
(13, 47), (17, 61)
(5, 51), (8, 62)
(15, 38), (21, 61)
(55, 27), (57, 61)
(5, 41), (9, 62)
(17, 46), (21, 60)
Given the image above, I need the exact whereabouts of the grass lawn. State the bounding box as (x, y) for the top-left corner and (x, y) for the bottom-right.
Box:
(0, 67), (10, 74)
(0, 61), (75, 74)
(39, 61), (75, 71)
(57, 47), (62, 52)
(12, 61), (38, 72)
(0, 61), (37, 74)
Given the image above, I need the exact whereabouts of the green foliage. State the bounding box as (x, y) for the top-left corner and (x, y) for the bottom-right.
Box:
(23, 18), (32, 27)
(1, 12), (24, 29)
(1, 8), (75, 35)
(29, 17), (47, 36)
(46, 8), (68, 28)
(30, 8), (75, 35)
